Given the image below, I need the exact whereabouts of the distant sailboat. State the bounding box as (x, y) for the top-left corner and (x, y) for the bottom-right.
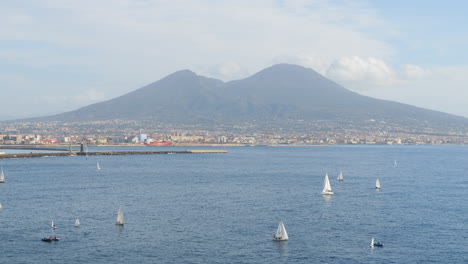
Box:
(97, 162), (101, 170)
(394, 160), (398, 168)
(74, 219), (80, 227)
(370, 237), (383, 247)
(273, 220), (288, 241)
(51, 220), (57, 229)
(0, 166), (5, 183)
(375, 179), (381, 189)
(337, 171), (344, 181)
(322, 173), (334, 195)
(116, 208), (124, 225)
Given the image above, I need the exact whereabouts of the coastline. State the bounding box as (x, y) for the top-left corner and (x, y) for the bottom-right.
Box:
(0, 143), (330, 148)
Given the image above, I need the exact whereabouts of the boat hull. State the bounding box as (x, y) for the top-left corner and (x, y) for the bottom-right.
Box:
(42, 237), (60, 242)
(273, 237), (288, 241)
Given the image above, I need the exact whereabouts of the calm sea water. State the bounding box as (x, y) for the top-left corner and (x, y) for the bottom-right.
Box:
(0, 145), (467, 263)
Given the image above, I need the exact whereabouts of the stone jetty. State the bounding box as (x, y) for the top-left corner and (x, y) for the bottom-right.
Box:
(0, 150), (227, 159)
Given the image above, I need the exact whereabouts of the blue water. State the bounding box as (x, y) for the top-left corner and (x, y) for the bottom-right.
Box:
(0, 145), (467, 263)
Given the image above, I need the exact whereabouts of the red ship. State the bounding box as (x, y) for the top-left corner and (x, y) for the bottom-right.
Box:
(145, 142), (173, 146)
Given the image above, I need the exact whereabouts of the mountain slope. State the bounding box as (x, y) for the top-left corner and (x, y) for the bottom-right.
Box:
(38, 64), (468, 129)
(54, 69), (225, 121)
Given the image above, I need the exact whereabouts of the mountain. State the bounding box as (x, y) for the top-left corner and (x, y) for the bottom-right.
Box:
(32, 64), (468, 130)
(47, 69), (225, 122)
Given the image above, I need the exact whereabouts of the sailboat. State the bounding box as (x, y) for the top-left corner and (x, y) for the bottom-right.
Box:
(273, 220), (288, 241)
(337, 171), (344, 181)
(74, 219), (80, 227)
(96, 162), (101, 170)
(0, 166), (5, 183)
(116, 207), (124, 225)
(51, 220), (57, 229)
(375, 179), (381, 189)
(394, 160), (398, 168)
(370, 237), (383, 247)
(321, 173), (334, 195)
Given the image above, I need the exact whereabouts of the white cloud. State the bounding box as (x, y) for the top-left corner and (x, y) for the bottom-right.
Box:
(326, 56), (395, 89)
(0, 0), (393, 79)
(323, 57), (468, 117)
(400, 64), (431, 79)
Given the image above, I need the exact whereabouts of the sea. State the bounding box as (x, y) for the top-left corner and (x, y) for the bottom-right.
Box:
(0, 145), (467, 263)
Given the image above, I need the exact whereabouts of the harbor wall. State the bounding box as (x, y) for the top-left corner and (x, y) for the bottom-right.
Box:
(0, 150), (227, 159)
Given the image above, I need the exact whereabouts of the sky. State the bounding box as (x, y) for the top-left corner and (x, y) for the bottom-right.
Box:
(1, 0), (468, 120)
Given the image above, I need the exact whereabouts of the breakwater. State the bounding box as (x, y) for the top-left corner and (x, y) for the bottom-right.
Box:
(0, 150), (227, 159)
(0, 146), (70, 151)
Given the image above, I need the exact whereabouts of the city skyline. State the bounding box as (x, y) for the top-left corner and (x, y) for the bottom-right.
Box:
(2, 119), (468, 145)
(1, 0), (468, 120)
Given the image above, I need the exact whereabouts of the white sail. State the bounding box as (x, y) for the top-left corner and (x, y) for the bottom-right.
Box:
(74, 219), (80, 227)
(0, 167), (5, 183)
(394, 160), (397, 167)
(273, 220), (288, 240)
(370, 238), (375, 248)
(337, 171), (344, 181)
(97, 162), (101, 170)
(116, 208), (124, 225)
(375, 179), (381, 189)
(322, 173), (334, 195)
(51, 220), (57, 229)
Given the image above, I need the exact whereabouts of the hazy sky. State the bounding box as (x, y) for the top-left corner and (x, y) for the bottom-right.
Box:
(1, 0), (468, 120)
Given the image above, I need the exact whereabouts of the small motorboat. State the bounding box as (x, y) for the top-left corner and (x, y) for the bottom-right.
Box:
(42, 236), (60, 242)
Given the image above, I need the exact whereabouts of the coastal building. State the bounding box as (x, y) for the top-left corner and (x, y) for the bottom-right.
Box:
(138, 129), (147, 142)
